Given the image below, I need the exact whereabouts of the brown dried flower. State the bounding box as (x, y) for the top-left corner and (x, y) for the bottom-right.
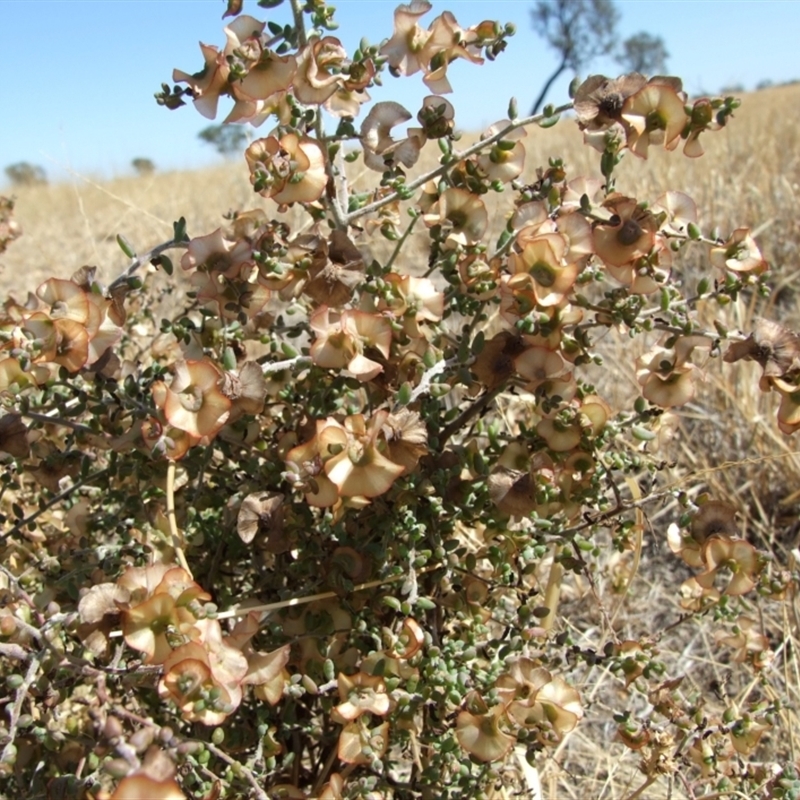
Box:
(724, 318), (800, 378)
(573, 73), (647, 131)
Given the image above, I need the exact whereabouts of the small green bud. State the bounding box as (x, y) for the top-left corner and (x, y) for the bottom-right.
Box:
(383, 596), (402, 611)
(116, 234), (136, 259)
(155, 254), (174, 276)
(222, 347), (237, 371)
(5, 674), (23, 690)
(396, 382), (412, 406)
(507, 96), (518, 120)
(631, 426), (657, 441)
(538, 113), (560, 129)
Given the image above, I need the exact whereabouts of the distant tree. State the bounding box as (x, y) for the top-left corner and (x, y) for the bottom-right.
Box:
(198, 124), (248, 158)
(529, 0), (620, 114)
(5, 162), (47, 187)
(756, 78), (774, 91)
(131, 158), (156, 176)
(616, 32), (669, 75)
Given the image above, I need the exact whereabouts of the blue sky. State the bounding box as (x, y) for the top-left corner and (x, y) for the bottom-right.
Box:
(1, 1), (797, 183)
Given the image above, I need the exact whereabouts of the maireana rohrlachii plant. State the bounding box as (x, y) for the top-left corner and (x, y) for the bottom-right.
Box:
(1, 1), (798, 798)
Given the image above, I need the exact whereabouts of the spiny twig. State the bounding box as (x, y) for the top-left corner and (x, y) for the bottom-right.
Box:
(108, 238), (187, 293)
(345, 103), (573, 225)
(1, 467), (110, 541)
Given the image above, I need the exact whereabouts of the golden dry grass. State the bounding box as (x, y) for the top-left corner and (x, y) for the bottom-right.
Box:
(4, 83), (799, 295)
(3, 83), (800, 798)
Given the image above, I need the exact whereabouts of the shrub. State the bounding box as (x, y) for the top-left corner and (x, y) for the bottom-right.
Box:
(0, 2), (797, 798)
(4, 161), (46, 187)
(197, 123), (249, 158)
(131, 157), (157, 176)
(0, 196), (22, 254)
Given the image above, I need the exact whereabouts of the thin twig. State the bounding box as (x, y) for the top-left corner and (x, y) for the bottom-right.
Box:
(261, 354), (312, 375)
(0, 642), (28, 661)
(109, 705), (269, 800)
(289, 0), (308, 48)
(553, 448), (800, 543)
(311, 745), (340, 798)
(166, 460), (192, 577)
(439, 383), (506, 445)
(405, 548), (419, 605)
(22, 410), (99, 436)
(622, 774), (659, 800)
(296, 0), (350, 234)
(0, 653), (40, 767)
(1, 467), (110, 541)
(384, 212), (421, 273)
(316, 112), (348, 231)
(215, 564), (441, 622)
(570, 541), (619, 643)
(190, 444), (215, 509)
(540, 546), (564, 633)
(108, 238), (187, 293)
(108, 564), (443, 638)
(403, 356), (461, 407)
(345, 103), (573, 225)
(206, 742), (269, 800)
(0, 563), (46, 628)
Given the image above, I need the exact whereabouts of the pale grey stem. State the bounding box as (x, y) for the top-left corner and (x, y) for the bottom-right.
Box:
(0, 654), (40, 768)
(332, 144), (352, 227)
(289, 0), (309, 48)
(315, 113), (349, 231)
(345, 103), (573, 225)
(404, 356), (463, 406)
(261, 355), (312, 375)
(404, 548), (419, 605)
(23, 410), (97, 435)
(108, 239), (187, 293)
(206, 742), (269, 800)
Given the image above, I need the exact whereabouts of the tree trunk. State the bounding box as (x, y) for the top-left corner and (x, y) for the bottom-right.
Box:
(530, 56), (569, 115)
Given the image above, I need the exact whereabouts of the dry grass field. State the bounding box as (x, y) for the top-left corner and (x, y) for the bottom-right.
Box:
(3, 82), (800, 798)
(6, 83), (799, 295)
